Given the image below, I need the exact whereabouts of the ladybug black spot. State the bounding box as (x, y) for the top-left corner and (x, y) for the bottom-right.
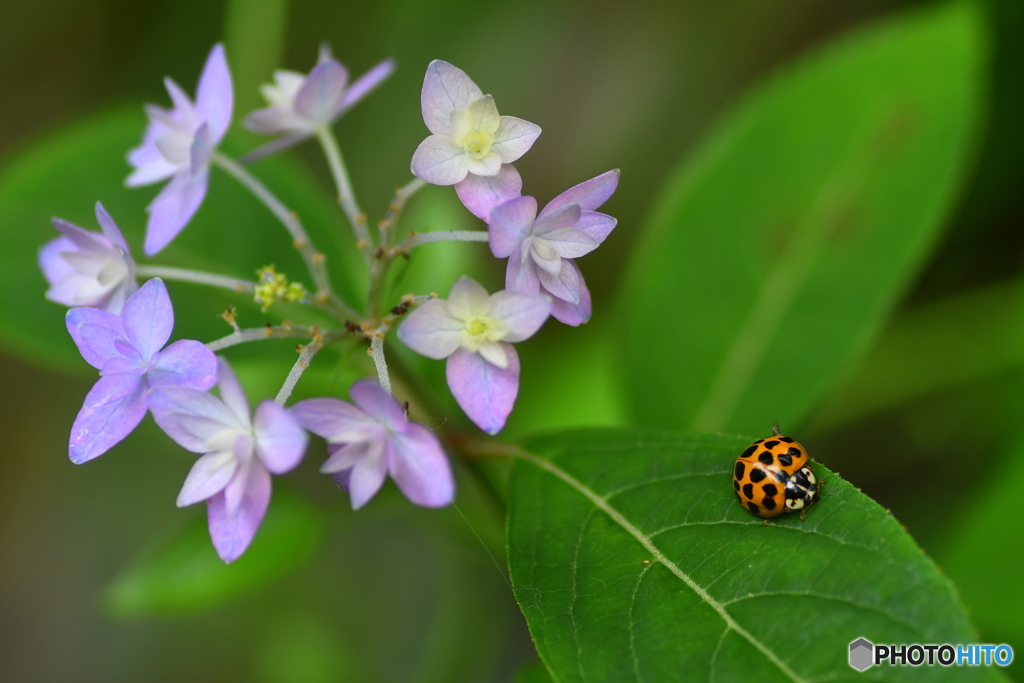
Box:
(787, 447), (802, 458)
(749, 468), (767, 483)
(747, 501), (760, 514)
(758, 450), (775, 466)
(762, 496), (777, 511)
(733, 480), (740, 491)
(734, 462), (746, 480)
(763, 440), (780, 450)
(777, 452), (793, 468)
(742, 483), (754, 500)
(740, 445), (757, 459)
(762, 483), (779, 498)
(779, 436), (794, 443)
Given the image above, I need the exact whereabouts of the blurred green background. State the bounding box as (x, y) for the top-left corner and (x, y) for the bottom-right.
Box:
(1, 0), (1023, 681)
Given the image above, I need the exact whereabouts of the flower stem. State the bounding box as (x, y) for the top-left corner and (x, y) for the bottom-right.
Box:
(379, 178), (426, 245)
(397, 230), (490, 250)
(210, 151), (357, 320)
(276, 334), (329, 404)
(368, 334), (392, 394)
(135, 265), (256, 293)
(316, 126), (372, 262)
(207, 324), (342, 352)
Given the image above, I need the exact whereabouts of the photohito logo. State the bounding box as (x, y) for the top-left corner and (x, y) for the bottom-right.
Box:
(849, 638), (1013, 670)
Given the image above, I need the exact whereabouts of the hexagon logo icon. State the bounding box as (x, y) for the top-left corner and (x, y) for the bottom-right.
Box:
(849, 638), (874, 671)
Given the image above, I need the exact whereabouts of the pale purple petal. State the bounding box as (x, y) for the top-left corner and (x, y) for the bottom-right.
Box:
(189, 123), (213, 173)
(446, 345), (520, 435)
(577, 210), (618, 245)
(447, 277), (491, 318)
(542, 227), (599, 259)
(244, 107), (308, 135)
(349, 380), (405, 428)
(454, 164), (522, 222)
(397, 299), (463, 360)
(82, 371), (143, 408)
(224, 434), (257, 514)
(121, 278), (173, 361)
(464, 154), (502, 177)
(532, 203), (581, 236)
(163, 78), (196, 125)
(253, 400), (307, 474)
(69, 382), (147, 464)
(537, 261), (581, 303)
(125, 156), (179, 187)
(176, 450), (239, 506)
(294, 59), (347, 124)
(421, 60), (483, 137)
(213, 357), (250, 426)
(39, 235), (74, 278)
(290, 398), (381, 443)
(207, 461), (271, 563)
(320, 441), (371, 473)
(147, 387), (241, 452)
(491, 116), (541, 163)
(143, 165), (209, 256)
(348, 439), (389, 510)
(195, 44), (233, 143)
(549, 261), (592, 326)
(337, 58), (396, 113)
(148, 339), (217, 390)
(390, 424), (454, 507)
(505, 253), (541, 293)
(540, 169), (620, 218)
(66, 307), (125, 369)
(488, 196), (537, 258)
(487, 290), (551, 342)
(411, 135), (468, 185)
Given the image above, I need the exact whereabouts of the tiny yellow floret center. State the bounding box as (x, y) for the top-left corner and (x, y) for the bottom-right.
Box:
(467, 317), (492, 337)
(462, 130), (494, 159)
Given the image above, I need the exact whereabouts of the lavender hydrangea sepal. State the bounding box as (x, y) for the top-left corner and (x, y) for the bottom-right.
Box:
(126, 44), (233, 256)
(397, 277), (551, 434)
(446, 344), (521, 435)
(488, 170), (619, 326)
(291, 381), (455, 510)
(411, 60), (540, 186)
(245, 46), (395, 137)
(39, 202), (136, 314)
(453, 164), (523, 222)
(65, 278), (216, 464)
(149, 358), (308, 563)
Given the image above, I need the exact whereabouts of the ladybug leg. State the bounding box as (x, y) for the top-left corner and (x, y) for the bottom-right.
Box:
(799, 509), (806, 522)
(761, 517), (772, 526)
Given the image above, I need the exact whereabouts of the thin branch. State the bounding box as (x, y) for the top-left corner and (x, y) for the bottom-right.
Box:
(316, 126), (372, 262)
(135, 265), (256, 293)
(210, 151), (357, 320)
(207, 324), (339, 352)
(368, 333), (392, 395)
(397, 230), (490, 250)
(276, 334), (327, 405)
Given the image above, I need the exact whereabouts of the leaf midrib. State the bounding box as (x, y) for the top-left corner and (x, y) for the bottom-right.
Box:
(517, 449), (810, 683)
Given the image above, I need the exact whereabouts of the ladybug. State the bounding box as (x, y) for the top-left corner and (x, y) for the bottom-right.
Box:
(733, 424), (819, 521)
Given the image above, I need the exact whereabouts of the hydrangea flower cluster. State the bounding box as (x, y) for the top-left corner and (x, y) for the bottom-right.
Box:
(39, 44), (618, 562)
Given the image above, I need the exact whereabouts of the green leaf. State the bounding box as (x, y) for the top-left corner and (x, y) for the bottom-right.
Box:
(938, 433), (1024, 649)
(621, 2), (986, 436)
(104, 490), (325, 617)
(812, 278), (1024, 430)
(0, 107), (362, 374)
(508, 428), (1000, 681)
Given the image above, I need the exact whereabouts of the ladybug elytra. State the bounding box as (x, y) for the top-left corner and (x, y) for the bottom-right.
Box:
(733, 424), (819, 521)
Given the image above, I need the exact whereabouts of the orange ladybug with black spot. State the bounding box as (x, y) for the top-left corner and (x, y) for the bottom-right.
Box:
(733, 424), (819, 521)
